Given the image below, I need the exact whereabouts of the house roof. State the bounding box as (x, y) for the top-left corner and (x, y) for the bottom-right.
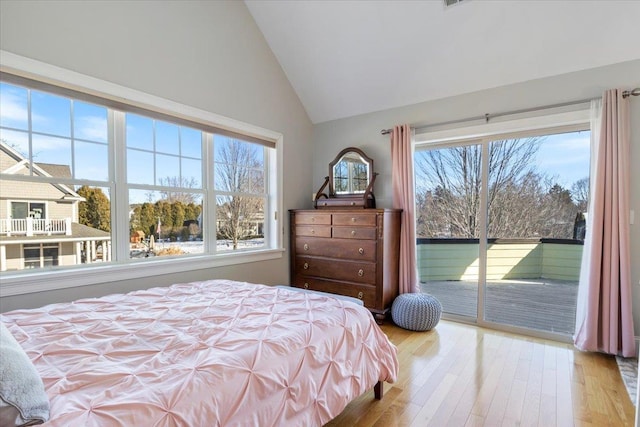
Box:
(0, 142), (84, 201)
(245, 1), (640, 123)
(36, 163), (72, 179)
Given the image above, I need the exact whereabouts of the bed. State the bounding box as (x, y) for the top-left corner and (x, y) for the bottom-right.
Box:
(0, 279), (398, 426)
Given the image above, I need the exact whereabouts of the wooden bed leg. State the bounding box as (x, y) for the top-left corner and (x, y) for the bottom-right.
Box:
(374, 381), (383, 400)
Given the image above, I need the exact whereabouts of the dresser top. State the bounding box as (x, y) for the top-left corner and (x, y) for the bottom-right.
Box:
(289, 208), (402, 213)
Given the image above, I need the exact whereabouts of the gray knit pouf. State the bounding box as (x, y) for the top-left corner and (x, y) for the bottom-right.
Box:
(391, 293), (442, 331)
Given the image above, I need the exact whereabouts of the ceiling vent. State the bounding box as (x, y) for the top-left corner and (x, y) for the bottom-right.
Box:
(444, 0), (466, 8)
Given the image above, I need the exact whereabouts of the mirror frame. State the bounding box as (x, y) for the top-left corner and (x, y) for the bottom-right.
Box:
(314, 147), (377, 209)
(329, 147), (374, 196)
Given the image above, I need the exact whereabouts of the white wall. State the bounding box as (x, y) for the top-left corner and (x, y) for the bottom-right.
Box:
(0, 1), (313, 311)
(312, 60), (640, 333)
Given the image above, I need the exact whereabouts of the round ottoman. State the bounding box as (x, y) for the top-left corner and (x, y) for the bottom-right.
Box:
(391, 293), (442, 331)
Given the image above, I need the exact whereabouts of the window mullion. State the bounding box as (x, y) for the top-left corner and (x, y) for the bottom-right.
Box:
(112, 110), (129, 262)
(203, 132), (215, 253)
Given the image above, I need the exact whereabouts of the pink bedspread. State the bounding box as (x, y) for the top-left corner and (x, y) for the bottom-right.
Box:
(1, 280), (398, 426)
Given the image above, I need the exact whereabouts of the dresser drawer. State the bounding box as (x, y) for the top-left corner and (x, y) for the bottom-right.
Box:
(295, 238), (376, 261)
(295, 256), (376, 284)
(294, 212), (331, 225)
(295, 225), (332, 238)
(332, 226), (377, 240)
(332, 213), (377, 226)
(292, 275), (377, 307)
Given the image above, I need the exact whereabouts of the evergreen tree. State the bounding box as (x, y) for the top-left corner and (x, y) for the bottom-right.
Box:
(77, 186), (111, 232)
(139, 203), (157, 236)
(171, 202), (186, 230)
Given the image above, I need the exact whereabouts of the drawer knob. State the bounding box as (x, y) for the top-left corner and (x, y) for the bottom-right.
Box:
(311, 229), (315, 234)
(351, 230), (356, 236)
(303, 262), (309, 270)
(357, 291), (363, 299)
(358, 247), (364, 254)
(304, 282), (309, 289)
(323, 202), (328, 206)
(358, 269), (364, 277)
(350, 202), (356, 206)
(303, 243), (309, 251)
(311, 217), (315, 222)
(351, 217), (357, 222)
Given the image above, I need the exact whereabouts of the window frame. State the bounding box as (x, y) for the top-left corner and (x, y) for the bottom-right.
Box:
(0, 51), (284, 296)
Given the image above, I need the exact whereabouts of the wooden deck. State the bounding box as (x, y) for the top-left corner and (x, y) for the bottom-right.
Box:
(420, 279), (578, 336)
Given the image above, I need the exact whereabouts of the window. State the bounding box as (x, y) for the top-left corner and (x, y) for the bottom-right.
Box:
(11, 202), (46, 219)
(23, 243), (59, 269)
(126, 113), (204, 259)
(0, 70), (282, 292)
(214, 136), (267, 252)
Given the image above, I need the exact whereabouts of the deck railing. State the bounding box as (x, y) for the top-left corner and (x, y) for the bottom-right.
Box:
(0, 218), (72, 236)
(417, 238), (583, 282)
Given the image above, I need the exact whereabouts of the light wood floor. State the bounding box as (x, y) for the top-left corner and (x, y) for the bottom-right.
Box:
(326, 320), (636, 427)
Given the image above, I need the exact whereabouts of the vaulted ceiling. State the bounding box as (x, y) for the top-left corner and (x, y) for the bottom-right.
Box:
(245, 1), (640, 124)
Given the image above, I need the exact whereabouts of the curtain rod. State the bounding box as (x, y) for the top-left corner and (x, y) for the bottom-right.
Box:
(622, 88), (640, 98)
(381, 88), (639, 135)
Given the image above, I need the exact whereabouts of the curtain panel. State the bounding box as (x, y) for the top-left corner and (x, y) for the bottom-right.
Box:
(390, 124), (419, 294)
(574, 90), (635, 357)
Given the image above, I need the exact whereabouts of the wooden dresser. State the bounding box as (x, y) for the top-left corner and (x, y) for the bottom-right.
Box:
(289, 209), (401, 322)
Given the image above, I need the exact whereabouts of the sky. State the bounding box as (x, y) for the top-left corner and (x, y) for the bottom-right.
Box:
(414, 129), (591, 197)
(1, 82), (264, 205)
(0, 82), (110, 182)
(534, 130), (590, 189)
(2, 81), (589, 203)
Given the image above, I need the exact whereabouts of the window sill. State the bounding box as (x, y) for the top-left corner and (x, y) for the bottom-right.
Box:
(0, 249), (285, 297)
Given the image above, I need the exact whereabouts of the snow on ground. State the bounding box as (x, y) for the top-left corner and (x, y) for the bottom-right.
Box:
(145, 239), (264, 255)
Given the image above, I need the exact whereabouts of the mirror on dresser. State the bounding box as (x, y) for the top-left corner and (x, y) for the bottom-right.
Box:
(314, 147), (377, 209)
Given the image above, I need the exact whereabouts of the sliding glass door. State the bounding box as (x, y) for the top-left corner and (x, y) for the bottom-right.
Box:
(415, 141), (482, 320)
(415, 128), (590, 338)
(483, 131), (590, 335)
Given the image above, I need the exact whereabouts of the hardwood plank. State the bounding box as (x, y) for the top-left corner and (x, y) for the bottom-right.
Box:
(501, 378), (527, 426)
(556, 346), (574, 427)
(409, 373), (458, 426)
(520, 341), (544, 427)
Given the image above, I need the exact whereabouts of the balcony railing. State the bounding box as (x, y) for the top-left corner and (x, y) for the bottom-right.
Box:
(0, 218), (72, 237)
(417, 238), (583, 282)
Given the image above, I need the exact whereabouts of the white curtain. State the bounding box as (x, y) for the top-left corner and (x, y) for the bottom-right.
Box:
(574, 99), (601, 347)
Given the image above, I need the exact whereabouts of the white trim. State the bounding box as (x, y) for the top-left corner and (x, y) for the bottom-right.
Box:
(415, 109), (591, 145)
(0, 248), (285, 296)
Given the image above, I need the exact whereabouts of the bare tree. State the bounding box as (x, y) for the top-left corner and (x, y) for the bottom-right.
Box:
(415, 138), (543, 238)
(215, 139), (265, 250)
(157, 176), (200, 204)
(571, 177), (589, 212)
(415, 137), (585, 239)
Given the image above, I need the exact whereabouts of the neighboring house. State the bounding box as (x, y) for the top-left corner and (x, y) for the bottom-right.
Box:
(0, 143), (111, 271)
